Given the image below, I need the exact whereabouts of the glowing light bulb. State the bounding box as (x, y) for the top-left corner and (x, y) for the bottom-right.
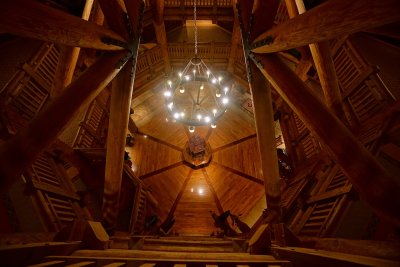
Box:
(200, 84), (204, 90)
(197, 114), (202, 120)
(168, 102), (173, 109)
(164, 91), (171, 97)
(218, 76), (222, 82)
(197, 188), (204, 195)
(222, 97), (229, 105)
(180, 112), (185, 117)
(173, 112), (180, 119)
(192, 69), (196, 74)
(213, 109), (217, 116)
(185, 75), (191, 81)
(212, 78), (217, 84)
(211, 123), (216, 128)
(189, 126), (195, 133)
(224, 87), (229, 93)
(179, 87), (185, 93)
(206, 70), (210, 77)
(167, 80), (172, 87)
(204, 116), (211, 123)
(216, 90), (221, 98)
(178, 72), (182, 78)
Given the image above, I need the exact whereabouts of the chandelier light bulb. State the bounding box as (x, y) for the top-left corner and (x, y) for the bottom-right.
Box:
(211, 78), (217, 84)
(179, 87), (185, 93)
(189, 126), (195, 133)
(224, 87), (229, 93)
(218, 76), (222, 82)
(174, 112), (180, 119)
(168, 102), (173, 109)
(204, 116), (211, 123)
(185, 75), (191, 81)
(213, 109), (217, 116)
(211, 123), (217, 128)
(178, 72), (182, 78)
(200, 84), (204, 90)
(206, 70), (210, 77)
(222, 97), (229, 105)
(164, 91), (171, 97)
(180, 112), (185, 117)
(168, 80), (172, 87)
(197, 114), (202, 120)
(192, 69), (196, 74)
(216, 90), (221, 98)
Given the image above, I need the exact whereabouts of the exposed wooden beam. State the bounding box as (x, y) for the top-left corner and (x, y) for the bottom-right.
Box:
(139, 161), (184, 180)
(0, 51), (130, 192)
(249, 0), (279, 42)
(0, 0), (127, 51)
(202, 168), (224, 214)
(165, 169), (193, 221)
(124, 0), (145, 39)
(102, 58), (137, 229)
(293, 0), (346, 120)
(136, 132), (183, 152)
(204, 127), (213, 142)
(212, 162), (263, 186)
(250, 52), (400, 226)
(52, 0), (95, 98)
(227, 0), (241, 73)
(251, 0), (400, 54)
(153, 0), (171, 72)
(212, 134), (257, 153)
(248, 60), (282, 222)
(98, 0), (131, 40)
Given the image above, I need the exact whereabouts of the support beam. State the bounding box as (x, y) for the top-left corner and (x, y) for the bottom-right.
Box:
(102, 58), (137, 229)
(293, 0), (346, 120)
(0, 0), (127, 51)
(227, 0), (240, 73)
(98, 0), (130, 40)
(153, 0), (171, 72)
(124, 0), (145, 39)
(250, 53), (400, 226)
(52, 0), (95, 98)
(0, 51), (130, 192)
(251, 0), (400, 54)
(248, 61), (282, 222)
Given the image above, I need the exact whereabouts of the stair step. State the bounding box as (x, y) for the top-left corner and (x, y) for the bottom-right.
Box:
(141, 244), (234, 253)
(144, 238), (233, 246)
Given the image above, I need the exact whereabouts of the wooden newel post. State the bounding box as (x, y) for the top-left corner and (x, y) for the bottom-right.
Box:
(251, 53), (400, 226)
(248, 61), (282, 222)
(0, 51), (130, 192)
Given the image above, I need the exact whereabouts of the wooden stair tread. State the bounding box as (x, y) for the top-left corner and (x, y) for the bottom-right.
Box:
(143, 238), (234, 246)
(66, 249), (289, 263)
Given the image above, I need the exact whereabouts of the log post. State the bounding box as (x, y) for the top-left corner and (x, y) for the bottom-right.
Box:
(52, 0), (95, 98)
(102, 57), (137, 229)
(293, 0), (346, 121)
(250, 53), (400, 226)
(0, 0), (127, 51)
(249, 61), (282, 222)
(0, 51), (130, 192)
(251, 0), (400, 54)
(153, 0), (171, 72)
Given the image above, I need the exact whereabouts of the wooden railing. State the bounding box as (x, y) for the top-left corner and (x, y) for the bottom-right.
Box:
(24, 152), (86, 231)
(125, 165), (147, 235)
(0, 43), (59, 134)
(73, 90), (110, 148)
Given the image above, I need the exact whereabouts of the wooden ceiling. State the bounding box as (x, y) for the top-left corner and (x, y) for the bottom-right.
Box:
(127, 74), (266, 235)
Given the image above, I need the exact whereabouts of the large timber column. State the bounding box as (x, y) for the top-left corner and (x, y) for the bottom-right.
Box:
(249, 61), (282, 222)
(250, 53), (400, 226)
(101, 0), (144, 230)
(153, 0), (171, 72)
(286, 0), (345, 121)
(0, 51), (130, 192)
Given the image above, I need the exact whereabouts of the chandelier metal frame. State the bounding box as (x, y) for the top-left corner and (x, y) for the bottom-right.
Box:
(163, 0), (230, 132)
